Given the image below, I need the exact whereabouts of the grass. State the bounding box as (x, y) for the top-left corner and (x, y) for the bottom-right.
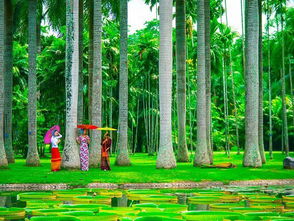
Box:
(0, 152), (293, 185)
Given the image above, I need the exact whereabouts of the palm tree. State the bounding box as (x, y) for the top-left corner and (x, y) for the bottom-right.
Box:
(194, 0), (210, 166)
(90, 0), (102, 167)
(176, 0), (189, 162)
(26, 0), (40, 167)
(4, 0), (14, 163)
(280, 3), (289, 156)
(243, 0), (262, 168)
(265, 0), (273, 159)
(88, 0), (93, 122)
(0, 0), (9, 168)
(62, 0), (80, 169)
(205, 0), (213, 164)
(258, 0), (266, 164)
(156, 0), (176, 169)
(116, 0), (131, 166)
(77, 0), (84, 124)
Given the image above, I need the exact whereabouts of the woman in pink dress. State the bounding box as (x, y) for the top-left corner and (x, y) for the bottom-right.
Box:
(76, 129), (91, 171)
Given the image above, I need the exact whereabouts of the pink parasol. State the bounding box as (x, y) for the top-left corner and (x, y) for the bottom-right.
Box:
(44, 125), (60, 144)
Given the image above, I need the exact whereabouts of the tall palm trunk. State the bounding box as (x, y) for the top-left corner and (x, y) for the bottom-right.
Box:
(224, 0), (239, 156)
(62, 0), (80, 169)
(116, 0), (131, 166)
(4, 0), (14, 163)
(194, 0), (210, 166)
(77, 0), (84, 124)
(280, 10), (289, 156)
(88, 0), (93, 122)
(258, 0), (266, 163)
(240, 0), (246, 79)
(90, 0), (102, 167)
(222, 55), (230, 157)
(156, 0), (176, 169)
(26, 0), (40, 166)
(289, 58), (294, 128)
(205, 0), (213, 163)
(176, 0), (189, 162)
(267, 0), (273, 159)
(243, 0), (262, 168)
(0, 0), (8, 168)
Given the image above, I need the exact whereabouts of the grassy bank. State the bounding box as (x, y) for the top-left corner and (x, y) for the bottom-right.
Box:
(0, 152), (293, 185)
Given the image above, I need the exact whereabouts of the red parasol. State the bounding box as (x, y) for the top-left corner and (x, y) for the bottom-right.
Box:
(44, 125), (60, 144)
(77, 124), (99, 130)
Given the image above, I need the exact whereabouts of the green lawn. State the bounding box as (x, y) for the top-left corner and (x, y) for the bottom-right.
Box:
(0, 152), (293, 185)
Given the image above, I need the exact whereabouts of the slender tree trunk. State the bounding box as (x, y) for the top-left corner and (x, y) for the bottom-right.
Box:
(222, 56), (230, 157)
(241, 0), (246, 79)
(281, 69), (289, 156)
(194, 0), (210, 166)
(205, 0), (213, 164)
(4, 0), (14, 163)
(289, 58), (294, 128)
(26, 0), (40, 166)
(0, 0), (8, 168)
(176, 0), (189, 162)
(225, 0), (239, 155)
(223, 2), (230, 158)
(116, 0), (131, 166)
(243, 0), (262, 168)
(266, 0), (273, 159)
(258, 0), (266, 163)
(62, 0), (80, 169)
(90, 0), (102, 167)
(77, 0), (84, 124)
(88, 0), (93, 122)
(281, 11), (289, 156)
(156, 0), (176, 169)
(109, 83), (113, 154)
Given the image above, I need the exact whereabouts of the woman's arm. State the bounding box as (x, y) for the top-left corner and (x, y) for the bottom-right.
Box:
(76, 137), (81, 144)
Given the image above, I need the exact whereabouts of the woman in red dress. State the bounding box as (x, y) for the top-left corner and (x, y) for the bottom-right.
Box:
(101, 132), (111, 171)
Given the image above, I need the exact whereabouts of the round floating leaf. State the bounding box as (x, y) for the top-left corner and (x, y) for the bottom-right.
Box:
(182, 211), (242, 221)
(59, 204), (110, 212)
(229, 207), (263, 213)
(73, 195), (111, 204)
(140, 195), (178, 203)
(158, 203), (188, 212)
(137, 211), (182, 219)
(0, 207), (25, 219)
(18, 192), (55, 200)
(61, 211), (95, 216)
(135, 217), (183, 221)
(210, 203), (245, 209)
(188, 196), (221, 203)
(282, 196), (294, 203)
(99, 207), (142, 215)
(29, 216), (80, 221)
(244, 212), (280, 217)
(30, 208), (70, 216)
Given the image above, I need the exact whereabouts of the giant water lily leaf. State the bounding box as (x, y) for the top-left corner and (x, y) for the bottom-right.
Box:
(30, 208), (70, 216)
(17, 192), (55, 200)
(0, 207), (25, 219)
(182, 211), (243, 221)
(60, 211), (95, 216)
(29, 216), (80, 221)
(59, 204), (110, 212)
(135, 216), (183, 221)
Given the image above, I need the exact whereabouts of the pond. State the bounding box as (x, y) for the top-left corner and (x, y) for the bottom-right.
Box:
(0, 186), (293, 220)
